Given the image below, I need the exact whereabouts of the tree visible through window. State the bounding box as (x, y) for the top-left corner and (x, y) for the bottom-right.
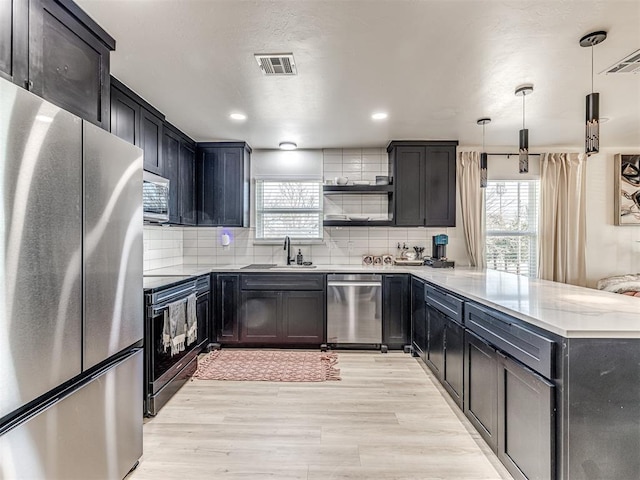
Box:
(485, 181), (539, 277)
(255, 179), (323, 240)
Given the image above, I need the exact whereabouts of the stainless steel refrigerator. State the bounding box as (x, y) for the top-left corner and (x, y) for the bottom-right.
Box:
(0, 77), (144, 479)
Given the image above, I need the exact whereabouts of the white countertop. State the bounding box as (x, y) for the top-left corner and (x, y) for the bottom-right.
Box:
(144, 264), (640, 339)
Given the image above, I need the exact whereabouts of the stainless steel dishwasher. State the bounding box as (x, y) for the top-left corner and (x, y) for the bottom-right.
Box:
(327, 274), (383, 348)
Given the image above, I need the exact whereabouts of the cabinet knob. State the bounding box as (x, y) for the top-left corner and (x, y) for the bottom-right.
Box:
(24, 79), (33, 90)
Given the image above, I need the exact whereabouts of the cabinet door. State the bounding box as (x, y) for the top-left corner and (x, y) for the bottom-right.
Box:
(163, 128), (181, 223)
(215, 147), (245, 226)
(443, 320), (464, 408)
(394, 146), (425, 226)
(196, 293), (210, 348)
(110, 86), (140, 145)
(424, 145), (456, 227)
(426, 304), (445, 378)
(464, 331), (498, 452)
(498, 356), (555, 480)
(216, 274), (239, 343)
(197, 145), (248, 227)
(0, 0), (28, 84)
(281, 291), (324, 344)
(411, 277), (427, 361)
(179, 142), (197, 226)
(383, 275), (410, 349)
(239, 291), (280, 343)
(140, 107), (163, 175)
(29, 0), (111, 129)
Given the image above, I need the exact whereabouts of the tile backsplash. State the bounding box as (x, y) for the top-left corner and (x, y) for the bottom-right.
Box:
(143, 147), (465, 271)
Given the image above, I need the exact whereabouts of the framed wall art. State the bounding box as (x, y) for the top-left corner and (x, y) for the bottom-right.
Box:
(615, 154), (640, 225)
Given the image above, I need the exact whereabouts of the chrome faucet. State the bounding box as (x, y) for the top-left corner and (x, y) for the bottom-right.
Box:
(283, 236), (294, 265)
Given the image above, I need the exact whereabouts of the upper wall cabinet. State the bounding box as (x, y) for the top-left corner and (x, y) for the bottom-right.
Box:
(28, 0), (115, 129)
(163, 122), (196, 226)
(110, 77), (166, 175)
(388, 141), (458, 227)
(197, 142), (251, 227)
(0, 0), (28, 84)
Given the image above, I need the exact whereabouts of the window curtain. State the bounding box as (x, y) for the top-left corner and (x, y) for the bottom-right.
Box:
(456, 152), (485, 267)
(538, 153), (587, 286)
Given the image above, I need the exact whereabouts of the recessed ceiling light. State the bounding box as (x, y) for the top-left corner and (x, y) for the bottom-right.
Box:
(279, 141), (297, 150)
(230, 113), (247, 121)
(371, 112), (388, 120)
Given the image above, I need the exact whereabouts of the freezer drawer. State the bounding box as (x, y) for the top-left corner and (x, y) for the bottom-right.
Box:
(0, 349), (143, 480)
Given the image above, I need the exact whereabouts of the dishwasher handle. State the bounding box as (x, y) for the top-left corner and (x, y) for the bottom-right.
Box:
(327, 281), (382, 287)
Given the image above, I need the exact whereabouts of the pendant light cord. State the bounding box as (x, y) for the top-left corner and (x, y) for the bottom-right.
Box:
(482, 123), (486, 151)
(522, 94), (525, 129)
(591, 46), (594, 93)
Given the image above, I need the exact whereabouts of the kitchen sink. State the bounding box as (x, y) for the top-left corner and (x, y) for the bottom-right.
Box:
(269, 265), (318, 270)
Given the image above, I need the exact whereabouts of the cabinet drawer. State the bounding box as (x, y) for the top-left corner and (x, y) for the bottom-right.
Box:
(425, 285), (463, 324)
(240, 274), (324, 291)
(465, 303), (555, 379)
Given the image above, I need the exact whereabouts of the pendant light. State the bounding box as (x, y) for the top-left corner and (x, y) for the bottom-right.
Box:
(580, 31), (607, 155)
(477, 118), (491, 188)
(515, 85), (533, 173)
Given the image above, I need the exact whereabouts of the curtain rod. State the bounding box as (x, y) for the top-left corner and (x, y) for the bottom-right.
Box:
(486, 152), (542, 157)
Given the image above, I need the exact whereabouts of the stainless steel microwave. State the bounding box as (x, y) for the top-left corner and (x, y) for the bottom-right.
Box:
(143, 171), (170, 223)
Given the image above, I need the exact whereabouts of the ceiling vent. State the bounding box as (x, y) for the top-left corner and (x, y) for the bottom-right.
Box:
(601, 49), (640, 74)
(254, 53), (297, 76)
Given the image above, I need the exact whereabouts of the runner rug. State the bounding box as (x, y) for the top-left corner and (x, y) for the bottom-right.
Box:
(194, 350), (341, 382)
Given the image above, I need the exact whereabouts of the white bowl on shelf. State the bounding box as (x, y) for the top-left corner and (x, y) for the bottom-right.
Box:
(348, 215), (370, 221)
(335, 176), (349, 185)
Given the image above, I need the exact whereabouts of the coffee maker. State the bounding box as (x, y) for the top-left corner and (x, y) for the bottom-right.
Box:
(425, 234), (455, 268)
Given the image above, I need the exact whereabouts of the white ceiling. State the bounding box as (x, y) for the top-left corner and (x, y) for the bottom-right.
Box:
(78, 0), (640, 150)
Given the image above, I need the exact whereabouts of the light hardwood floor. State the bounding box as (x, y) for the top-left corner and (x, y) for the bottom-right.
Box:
(130, 351), (513, 480)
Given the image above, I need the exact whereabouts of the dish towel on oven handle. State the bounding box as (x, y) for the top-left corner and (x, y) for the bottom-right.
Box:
(186, 293), (198, 346)
(163, 298), (187, 356)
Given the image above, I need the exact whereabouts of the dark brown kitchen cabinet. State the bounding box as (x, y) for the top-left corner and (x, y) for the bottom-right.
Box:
(140, 107), (164, 175)
(425, 304), (446, 377)
(383, 274), (410, 350)
(411, 277), (427, 361)
(162, 123), (196, 226)
(110, 84), (140, 145)
(240, 291), (279, 343)
(28, 0), (114, 129)
(464, 330), (499, 452)
(196, 281), (210, 349)
(442, 319), (464, 408)
(0, 0), (28, 84)
(197, 142), (251, 227)
(216, 274), (240, 343)
(498, 354), (555, 480)
(163, 126), (181, 224)
(281, 291), (324, 344)
(388, 141), (457, 227)
(179, 141), (197, 225)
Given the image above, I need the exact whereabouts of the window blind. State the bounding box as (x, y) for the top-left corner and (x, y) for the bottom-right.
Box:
(255, 179), (323, 240)
(485, 180), (539, 277)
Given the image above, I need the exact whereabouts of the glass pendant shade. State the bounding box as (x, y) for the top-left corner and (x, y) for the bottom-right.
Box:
(519, 128), (529, 173)
(586, 92), (599, 155)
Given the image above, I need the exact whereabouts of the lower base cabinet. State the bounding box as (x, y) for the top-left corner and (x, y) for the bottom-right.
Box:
(425, 305), (445, 377)
(465, 330), (555, 480)
(383, 275), (410, 349)
(410, 277), (427, 360)
(239, 290), (324, 344)
(442, 319), (464, 408)
(464, 331), (499, 451)
(498, 355), (555, 480)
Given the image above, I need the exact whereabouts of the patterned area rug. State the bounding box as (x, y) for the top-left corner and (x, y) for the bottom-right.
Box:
(194, 350), (341, 382)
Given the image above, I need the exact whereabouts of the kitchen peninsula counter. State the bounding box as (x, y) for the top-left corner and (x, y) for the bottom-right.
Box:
(144, 265), (640, 339)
